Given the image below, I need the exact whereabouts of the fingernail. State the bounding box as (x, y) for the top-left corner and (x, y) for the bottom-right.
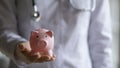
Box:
(18, 45), (24, 51)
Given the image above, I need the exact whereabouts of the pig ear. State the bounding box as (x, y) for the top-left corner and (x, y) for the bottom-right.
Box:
(46, 31), (53, 37)
(31, 31), (39, 35)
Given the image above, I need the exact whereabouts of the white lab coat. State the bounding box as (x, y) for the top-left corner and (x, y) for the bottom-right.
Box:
(0, 0), (112, 68)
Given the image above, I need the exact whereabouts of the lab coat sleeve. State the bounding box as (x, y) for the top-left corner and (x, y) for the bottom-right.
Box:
(88, 0), (112, 68)
(0, 0), (27, 62)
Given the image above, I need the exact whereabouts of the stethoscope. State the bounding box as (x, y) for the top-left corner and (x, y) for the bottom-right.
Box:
(69, 0), (96, 12)
(32, 0), (41, 22)
(32, 0), (96, 22)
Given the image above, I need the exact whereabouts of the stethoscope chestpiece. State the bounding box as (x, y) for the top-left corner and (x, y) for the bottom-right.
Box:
(32, 11), (41, 22)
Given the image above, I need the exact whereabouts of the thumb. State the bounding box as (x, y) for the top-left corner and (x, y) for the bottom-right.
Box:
(15, 41), (32, 64)
(18, 41), (31, 52)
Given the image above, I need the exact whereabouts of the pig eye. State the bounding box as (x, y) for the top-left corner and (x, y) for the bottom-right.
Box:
(36, 36), (39, 38)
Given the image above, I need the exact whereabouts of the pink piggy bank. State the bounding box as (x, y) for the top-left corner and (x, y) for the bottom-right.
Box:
(30, 28), (55, 61)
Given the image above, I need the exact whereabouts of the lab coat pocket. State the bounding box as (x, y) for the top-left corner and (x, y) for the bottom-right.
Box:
(69, 0), (96, 12)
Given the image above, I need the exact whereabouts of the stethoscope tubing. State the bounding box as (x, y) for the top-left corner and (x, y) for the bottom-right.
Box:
(31, 0), (96, 22)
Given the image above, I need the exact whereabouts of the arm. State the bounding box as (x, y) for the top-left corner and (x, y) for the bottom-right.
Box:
(88, 0), (112, 68)
(0, 0), (55, 64)
(0, 0), (27, 62)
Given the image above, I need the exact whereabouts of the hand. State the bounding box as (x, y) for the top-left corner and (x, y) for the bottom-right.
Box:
(15, 41), (55, 64)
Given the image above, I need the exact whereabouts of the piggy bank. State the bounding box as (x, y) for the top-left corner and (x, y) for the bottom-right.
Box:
(30, 28), (55, 61)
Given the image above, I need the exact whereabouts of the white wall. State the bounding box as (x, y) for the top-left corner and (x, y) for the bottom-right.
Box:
(110, 0), (120, 68)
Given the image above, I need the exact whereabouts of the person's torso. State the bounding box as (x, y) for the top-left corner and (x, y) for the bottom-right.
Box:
(15, 0), (94, 68)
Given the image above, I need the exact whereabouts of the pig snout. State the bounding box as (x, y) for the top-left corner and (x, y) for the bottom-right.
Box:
(38, 40), (47, 48)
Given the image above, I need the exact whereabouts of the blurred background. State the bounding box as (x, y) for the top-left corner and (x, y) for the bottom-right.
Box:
(110, 0), (120, 68)
(0, 0), (119, 68)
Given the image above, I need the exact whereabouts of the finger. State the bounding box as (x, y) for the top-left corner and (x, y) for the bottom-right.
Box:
(23, 41), (31, 51)
(16, 48), (32, 64)
(51, 54), (56, 61)
(18, 41), (31, 52)
(18, 44), (26, 51)
(25, 52), (41, 63)
(35, 55), (51, 63)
